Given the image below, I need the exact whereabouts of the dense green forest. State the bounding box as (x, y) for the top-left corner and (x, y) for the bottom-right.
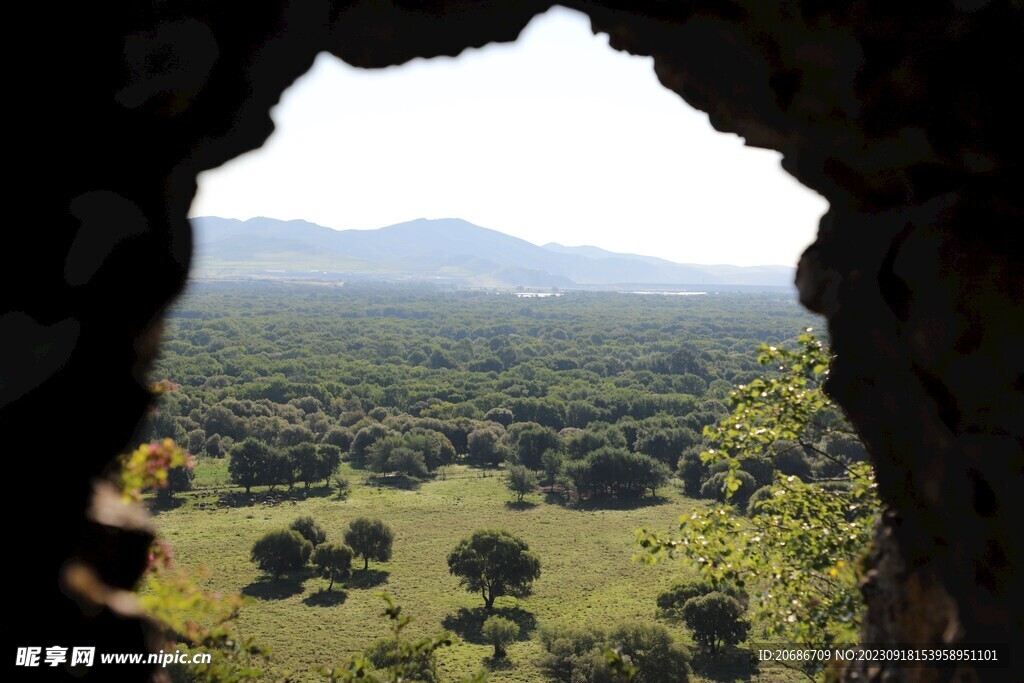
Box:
(151, 283), (820, 466)
(141, 284), (870, 682)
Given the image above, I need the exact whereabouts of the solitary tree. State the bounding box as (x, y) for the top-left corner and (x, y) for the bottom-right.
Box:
(344, 517), (394, 571)
(682, 592), (750, 652)
(506, 465), (539, 503)
(250, 529), (312, 579)
(312, 543), (354, 590)
(481, 616), (519, 658)
(447, 529), (541, 609)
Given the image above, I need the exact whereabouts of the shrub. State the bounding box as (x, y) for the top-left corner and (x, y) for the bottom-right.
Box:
(250, 529), (312, 578)
(156, 465), (194, 501)
(676, 447), (708, 497)
(610, 621), (690, 682)
(657, 579), (748, 618)
(186, 429), (206, 455)
(204, 433), (227, 458)
(290, 515), (326, 546)
(699, 470), (758, 509)
(682, 592), (750, 652)
(539, 622), (690, 682)
(538, 624), (606, 682)
(656, 579), (715, 618)
(769, 439), (812, 480)
(708, 456), (775, 488)
(746, 485), (775, 516)
(481, 616), (519, 658)
(364, 637), (437, 682)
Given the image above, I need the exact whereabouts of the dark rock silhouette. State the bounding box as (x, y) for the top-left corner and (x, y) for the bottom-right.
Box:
(8, 2), (1021, 680)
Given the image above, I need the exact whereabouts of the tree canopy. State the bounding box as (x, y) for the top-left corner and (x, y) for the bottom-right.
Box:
(312, 543), (354, 591)
(639, 331), (879, 650)
(250, 529), (312, 578)
(344, 518), (394, 571)
(447, 529), (541, 609)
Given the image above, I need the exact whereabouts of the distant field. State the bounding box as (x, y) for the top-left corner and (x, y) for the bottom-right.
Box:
(148, 287), (821, 682)
(155, 462), (798, 682)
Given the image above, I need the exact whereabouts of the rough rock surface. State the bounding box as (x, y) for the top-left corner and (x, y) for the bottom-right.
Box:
(5, 1), (1020, 680)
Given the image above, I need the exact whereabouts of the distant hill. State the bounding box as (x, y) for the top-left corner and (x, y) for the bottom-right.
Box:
(191, 216), (796, 289)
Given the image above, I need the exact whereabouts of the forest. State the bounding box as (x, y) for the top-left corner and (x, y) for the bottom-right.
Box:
(136, 283), (873, 683)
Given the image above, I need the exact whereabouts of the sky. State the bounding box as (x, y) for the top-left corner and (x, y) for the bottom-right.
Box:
(190, 7), (829, 267)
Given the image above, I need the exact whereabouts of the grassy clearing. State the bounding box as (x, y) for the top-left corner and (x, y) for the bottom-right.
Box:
(155, 466), (796, 682)
(191, 456), (230, 488)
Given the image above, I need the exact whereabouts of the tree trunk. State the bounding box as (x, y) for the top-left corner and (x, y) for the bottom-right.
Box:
(328, 576), (334, 591)
(364, 557), (369, 571)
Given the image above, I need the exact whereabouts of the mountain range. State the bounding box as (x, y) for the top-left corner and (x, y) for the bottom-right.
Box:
(190, 216), (796, 290)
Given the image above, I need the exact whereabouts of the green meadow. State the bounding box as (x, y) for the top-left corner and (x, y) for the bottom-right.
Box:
(154, 462), (790, 682)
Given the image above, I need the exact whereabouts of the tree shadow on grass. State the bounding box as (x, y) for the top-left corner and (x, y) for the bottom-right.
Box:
(147, 495), (186, 515)
(303, 588), (349, 607)
(364, 474), (423, 490)
(484, 656), (515, 673)
(504, 500), (538, 511)
(442, 606), (537, 645)
(242, 575), (306, 600)
(568, 494), (670, 511)
(689, 646), (759, 682)
(544, 491), (570, 506)
(346, 569), (389, 589)
(216, 485), (336, 509)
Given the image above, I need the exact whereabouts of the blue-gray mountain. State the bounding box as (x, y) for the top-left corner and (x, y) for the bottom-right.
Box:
(191, 216), (796, 289)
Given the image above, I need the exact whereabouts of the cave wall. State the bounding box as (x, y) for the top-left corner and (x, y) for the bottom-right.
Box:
(5, 1), (1020, 680)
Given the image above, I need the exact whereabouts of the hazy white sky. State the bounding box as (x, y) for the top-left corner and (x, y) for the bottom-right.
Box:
(191, 7), (828, 267)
